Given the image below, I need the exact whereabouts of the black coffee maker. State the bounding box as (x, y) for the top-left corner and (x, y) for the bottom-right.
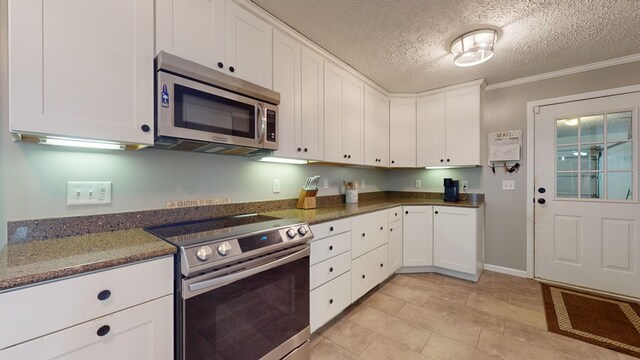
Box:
(443, 178), (460, 202)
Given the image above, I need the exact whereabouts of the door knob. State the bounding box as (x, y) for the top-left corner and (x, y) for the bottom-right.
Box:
(537, 198), (546, 204)
(538, 187), (546, 194)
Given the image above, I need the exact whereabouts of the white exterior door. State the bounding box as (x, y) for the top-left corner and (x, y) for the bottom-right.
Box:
(534, 92), (640, 297)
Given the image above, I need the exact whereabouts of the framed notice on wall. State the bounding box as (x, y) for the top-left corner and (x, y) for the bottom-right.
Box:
(489, 130), (522, 164)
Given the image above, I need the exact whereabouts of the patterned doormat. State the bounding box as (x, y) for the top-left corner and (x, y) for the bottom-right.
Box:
(541, 283), (640, 358)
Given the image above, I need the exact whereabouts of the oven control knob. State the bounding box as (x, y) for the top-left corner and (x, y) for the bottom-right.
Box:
(196, 246), (213, 261)
(217, 241), (232, 256)
(297, 226), (308, 236)
(286, 227), (297, 239)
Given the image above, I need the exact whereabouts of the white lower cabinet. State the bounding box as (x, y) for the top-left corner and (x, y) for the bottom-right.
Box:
(388, 219), (403, 274)
(433, 205), (484, 276)
(402, 206), (433, 267)
(351, 210), (389, 259)
(310, 251), (351, 290)
(0, 295), (173, 360)
(310, 272), (351, 333)
(351, 244), (388, 302)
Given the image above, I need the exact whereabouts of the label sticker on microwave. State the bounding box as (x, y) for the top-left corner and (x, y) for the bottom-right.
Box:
(161, 84), (170, 108)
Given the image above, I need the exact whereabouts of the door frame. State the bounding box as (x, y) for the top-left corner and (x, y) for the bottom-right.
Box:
(525, 84), (640, 278)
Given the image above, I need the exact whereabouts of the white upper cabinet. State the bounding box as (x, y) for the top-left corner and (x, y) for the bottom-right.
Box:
(364, 85), (390, 167)
(9, 0), (155, 145)
(417, 83), (482, 167)
(156, 0), (272, 88)
(389, 98), (417, 167)
(272, 30), (323, 160)
(324, 61), (364, 165)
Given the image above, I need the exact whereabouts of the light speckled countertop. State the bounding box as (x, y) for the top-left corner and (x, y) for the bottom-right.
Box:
(263, 197), (484, 225)
(0, 229), (176, 292)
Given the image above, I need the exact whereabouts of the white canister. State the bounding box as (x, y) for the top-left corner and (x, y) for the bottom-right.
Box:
(345, 189), (358, 204)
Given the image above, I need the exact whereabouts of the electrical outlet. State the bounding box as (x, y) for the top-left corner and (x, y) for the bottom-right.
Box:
(502, 180), (515, 191)
(273, 179), (281, 193)
(67, 181), (112, 205)
(323, 178), (329, 189)
(415, 179), (422, 188)
(362, 180), (366, 189)
(461, 180), (469, 190)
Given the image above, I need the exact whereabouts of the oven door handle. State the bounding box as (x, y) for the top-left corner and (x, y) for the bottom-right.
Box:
(185, 247), (309, 297)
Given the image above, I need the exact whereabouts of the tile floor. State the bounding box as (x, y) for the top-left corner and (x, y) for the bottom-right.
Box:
(310, 271), (636, 360)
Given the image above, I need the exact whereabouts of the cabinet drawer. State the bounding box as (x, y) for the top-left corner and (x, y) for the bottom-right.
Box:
(0, 257), (173, 350)
(388, 207), (402, 223)
(351, 244), (388, 302)
(310, 272), (351, 333)
(310, 251), (351, 290)
(310, 231), (351, 265)
(310, 218), (351, 241)
(352, 211), (388, 259)
(0, 295), (173, 359)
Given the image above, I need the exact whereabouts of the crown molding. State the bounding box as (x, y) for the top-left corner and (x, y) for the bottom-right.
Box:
(485, 53), (640, 91)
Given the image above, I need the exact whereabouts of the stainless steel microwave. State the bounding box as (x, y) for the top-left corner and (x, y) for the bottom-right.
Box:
(154, 51), (280, 157)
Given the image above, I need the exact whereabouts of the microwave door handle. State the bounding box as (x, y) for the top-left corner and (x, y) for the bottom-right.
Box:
(257, 102), (266, 144)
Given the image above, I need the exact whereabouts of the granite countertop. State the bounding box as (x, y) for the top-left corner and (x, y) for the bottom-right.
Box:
(263, 197), (484, 225)
(0, 228), (176, 292)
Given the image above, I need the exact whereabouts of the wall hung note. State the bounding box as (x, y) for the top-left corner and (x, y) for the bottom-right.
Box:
(489, 130), (522, 174)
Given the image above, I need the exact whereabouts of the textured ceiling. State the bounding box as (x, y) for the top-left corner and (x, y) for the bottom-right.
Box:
(252, 0), (640, 92)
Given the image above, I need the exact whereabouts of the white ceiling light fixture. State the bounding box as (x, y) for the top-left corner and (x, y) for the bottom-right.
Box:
(451, 29), (497, 67)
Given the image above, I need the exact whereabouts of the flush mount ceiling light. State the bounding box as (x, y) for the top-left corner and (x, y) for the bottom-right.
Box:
(451, 29), (497, 67)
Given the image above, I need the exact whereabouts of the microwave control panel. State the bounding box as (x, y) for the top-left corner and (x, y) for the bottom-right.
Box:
(267, 109), (276, 142)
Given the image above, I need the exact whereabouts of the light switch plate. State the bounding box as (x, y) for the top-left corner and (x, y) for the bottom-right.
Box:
(361, 180), (366, 189)
(323, 178), (329, 189)
(502, 180), (515, 191)
(415, 180), (422, 188)
(67, 181), (112, 205)
(273, 179), (281, 193)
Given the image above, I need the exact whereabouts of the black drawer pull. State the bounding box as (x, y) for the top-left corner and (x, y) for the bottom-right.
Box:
(362, 274), (366, 279)
(395, 212), (398, 216)
(362, 232), (365, 237)
(380, 226), (383, 230)
(140, 124), (150, 133)
(97, 290), (111, 301)
(329, 267), (334, 272)
(380, 263), (384, 267)
(329, 226), (334, 231)
(405, 211), (409, 215)
(390, 228), (393, 232)
(97, 325), (110, 337)
(329, 245), (333, 251)
(229, 66), (235, 73)
(435, 211), (439, 214)
(329, 299), (334, 304)
(217, 62), (224, 68)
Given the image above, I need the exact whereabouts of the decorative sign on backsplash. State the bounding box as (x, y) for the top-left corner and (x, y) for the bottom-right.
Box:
(166, 198), (232, 209)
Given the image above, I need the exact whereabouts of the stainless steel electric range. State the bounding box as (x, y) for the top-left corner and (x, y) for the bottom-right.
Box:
(146, 214), (313, 360)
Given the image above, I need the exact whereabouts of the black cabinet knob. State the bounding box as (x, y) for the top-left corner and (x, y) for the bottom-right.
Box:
(380, 226), (383, 230)
(297, 147), (302, 152)
(329, 245), (333, 251)
(329, 299), (334, 304)
(217, 62), (224, 69)
(395, 213), (398, 216)
(329, 267), (334, 272)
(329, 226), (334, 231)
(229, 66), (235, 73)
(435, 211), (438, 214)
(391, 160), (395, 164)
(440, 159), (444, 162)
(140, 124), (150, 132)
(362, 233), (365, 237)
(537, 198), (546, 204)
(348, 155), (351, 159)
(344, 154), (348, 158)
(304, 148), (308, 152)
(380, 263), (384, 267)
(405, 211), (409, 214)
(97, 290), (111, 301)
(446, 159), (450, 162)
(97, 325), (110, 337)
(390, 228), (393, 232)
(362, 274), (366, 279)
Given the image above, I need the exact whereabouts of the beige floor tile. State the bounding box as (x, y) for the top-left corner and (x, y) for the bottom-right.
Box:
(395, 303), (481, 347)
(310, 333), (326, 349)
(388, 274), (410, 286)
(348, 304), (432, 352)
(359, 335), (430, 360)
(322, 319), (378, 356)
(404, 272), (445, 285)
(424, 296), (505, 334)
(502, 320), (620, 360)
(403, 278), (469, 305)
(465, 293), (547, 329)
(362, 291), (406, 315)
(477, 329), (574, 360)
(378, 282), (432, 305)
(310, 339), (360, 360)
(617, 352), (640, 360)
(421, 333), (501, 360)
(506, 292), (544, 312)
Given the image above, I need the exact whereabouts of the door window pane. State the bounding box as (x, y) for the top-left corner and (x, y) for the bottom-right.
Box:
(607, 111), (632, 142)
(580, 144), (604, 171)
(557, 146), (579, 171)
(557, 118), (578, 145)
(557, 172), (578, 198)
(580, 115), (604, 143)
(607, 172), (633, 200)
(607, 141), (633, 170)
(580, 172), (603, 199)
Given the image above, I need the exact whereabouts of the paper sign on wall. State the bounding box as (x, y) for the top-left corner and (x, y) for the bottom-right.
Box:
(489, 130), (522, 163)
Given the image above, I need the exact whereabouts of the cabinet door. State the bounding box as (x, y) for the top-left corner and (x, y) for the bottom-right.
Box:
(364, 85), (389, 167)
(9, 0), (154, 145)
(351, 211), (389, 259)
(445, 86), (481, 166)
(344, 75), (364, 164)
(351, 244), (388, 302)
(375, 94), (391, 167)
(300, 46), (325, 161)
(0, 296), (173, 360)
(388, 220), (403, 274)
(272, 30), (302, 159)
(417, 93), (446, 167)
(155, 0), (225, 70)
(310, 272), (350, 333)
(323, 61), (346, 162)
(225, 1), (272, 88)
(433, 206), (478, 274)
(403, 206), (433, 266)
(389, 98), (417, 167)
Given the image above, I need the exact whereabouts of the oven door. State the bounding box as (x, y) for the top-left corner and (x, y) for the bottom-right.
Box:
(157, 71), (277, 150)
(180, 246), (310, 360)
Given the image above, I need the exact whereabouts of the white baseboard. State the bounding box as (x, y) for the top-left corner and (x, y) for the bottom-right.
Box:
(483, 264), (529, 278)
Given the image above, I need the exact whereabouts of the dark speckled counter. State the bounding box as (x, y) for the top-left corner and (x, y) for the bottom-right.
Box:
(0, 229), (176, 292)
